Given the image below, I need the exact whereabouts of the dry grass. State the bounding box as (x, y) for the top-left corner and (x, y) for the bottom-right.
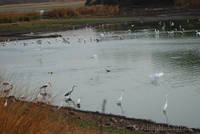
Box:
(0, 11), (41, 23)
(174, 0), (200, 7)
(0, 1), (84, 9)
(43, 5), (119, 19)
(0, 1), (85, 12)
(0, 75), (125, 134)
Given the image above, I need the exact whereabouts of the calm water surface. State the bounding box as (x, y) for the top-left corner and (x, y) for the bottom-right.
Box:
(0, 19), (200, 128)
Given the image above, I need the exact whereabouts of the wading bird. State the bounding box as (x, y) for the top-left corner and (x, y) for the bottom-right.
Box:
(39, 82), (52, 96)
(162, 94), (168, 123)
(4, 100), (7, 107)
(40, 82), (52, 91)
(116, 90), (124, 106)
(62, 37), (70, 44)
(77, 98), (81, 108)
(91, 54), (98, 59)
(150, 72), (164, 85)
(155, 29), (160, 35)
(150, 72), (164, 79)
(196, 30), (200, 36)
(2, 82), (13, 96)
(65, 85), (77, 97)
(163, 94), (168, 113)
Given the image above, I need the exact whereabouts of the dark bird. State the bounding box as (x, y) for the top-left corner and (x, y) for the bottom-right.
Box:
(65, 85), (77, 97)
(105, 69), (111, 73)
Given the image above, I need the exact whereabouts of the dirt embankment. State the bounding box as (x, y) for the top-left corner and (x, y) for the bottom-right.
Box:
(3, 96), (200, 134)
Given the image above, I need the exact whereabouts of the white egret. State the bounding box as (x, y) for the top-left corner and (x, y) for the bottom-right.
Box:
(150, 72), (164, 85)
(162, 94), (168, 124)
(91, 54), (98, 59)
(196, 31), (200, 36)
(64, 85), (77, 97)
(155, 29), (160, 35)
(170, 21), (175, 26)
(4, 100), (7, 107)
(116, 90), (124, 106)
(77, 98), (81, 108)
(150, 72), (164, 79)
(163, 94), (168, 113)
(100, 33), (105, 38)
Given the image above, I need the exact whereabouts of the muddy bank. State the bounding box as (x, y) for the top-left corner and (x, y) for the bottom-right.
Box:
(0, 7), (200, 42)
(0, 33), (62, 42)
(3, 96), (200, 134)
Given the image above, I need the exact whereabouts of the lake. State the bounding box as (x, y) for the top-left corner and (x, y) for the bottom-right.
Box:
(0, 19), (200, 128)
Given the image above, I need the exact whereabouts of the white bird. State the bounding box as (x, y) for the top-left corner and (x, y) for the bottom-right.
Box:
(4, 100), (7, 107)
(62, 37), (70, 44)
(150, 72), (164, 79)
(65, 85), (77, 97)
(116, 91), (124, 106)
(77, 98), (81, 108)
(196, 31), (200, 36)
(170, 21), (175, 26)
(100, 33), (105, 38)
(163, 94), (168, 113)
(91, 54), (98, 59)
(155, 29), (160, 35)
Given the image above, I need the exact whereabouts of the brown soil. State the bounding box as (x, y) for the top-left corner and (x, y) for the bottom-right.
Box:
(4, 96), (200, 134)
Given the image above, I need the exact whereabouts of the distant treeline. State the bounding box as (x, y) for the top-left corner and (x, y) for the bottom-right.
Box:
(85, 0), (200, 7)
(0, 0), (81, 5)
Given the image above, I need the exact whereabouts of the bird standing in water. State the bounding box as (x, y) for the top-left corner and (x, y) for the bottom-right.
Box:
(116, 90), (124, 106)
(77, 98), (81, 108)
(163, 94), (168, 113)
(65, 85), (77, 97)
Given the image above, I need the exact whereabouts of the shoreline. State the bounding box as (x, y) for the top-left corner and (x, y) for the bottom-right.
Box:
(0, 7), (200, 42)
(2, 96), (200, 134)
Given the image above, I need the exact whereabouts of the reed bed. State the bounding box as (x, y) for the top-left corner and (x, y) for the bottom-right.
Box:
(0, 11), (41, 23)
(43, 5), (119, 19)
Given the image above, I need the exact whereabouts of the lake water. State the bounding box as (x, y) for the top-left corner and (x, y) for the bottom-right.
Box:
(0, 19), (200, 128)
